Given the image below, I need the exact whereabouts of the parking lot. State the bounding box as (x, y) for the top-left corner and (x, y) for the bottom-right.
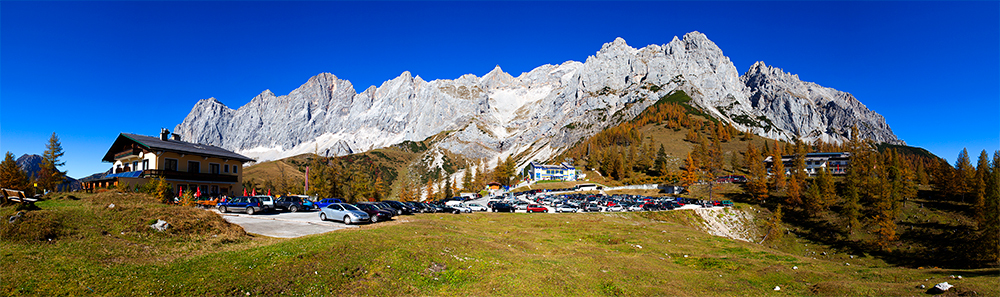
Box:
(215, 193), (725, 238)
(212, 209), (358, 238)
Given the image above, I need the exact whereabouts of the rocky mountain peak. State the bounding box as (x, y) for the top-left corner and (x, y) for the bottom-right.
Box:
(174, 31), (903, 168)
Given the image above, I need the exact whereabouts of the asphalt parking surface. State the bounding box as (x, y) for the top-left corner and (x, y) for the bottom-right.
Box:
(212, 209), (357, 238)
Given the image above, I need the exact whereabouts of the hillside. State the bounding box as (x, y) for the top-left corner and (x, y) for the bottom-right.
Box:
(2, 192), (995, 296)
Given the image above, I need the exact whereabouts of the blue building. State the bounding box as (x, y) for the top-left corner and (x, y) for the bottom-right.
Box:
(527, 162), (577, 182)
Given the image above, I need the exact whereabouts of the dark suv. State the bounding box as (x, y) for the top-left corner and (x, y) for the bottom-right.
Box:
(382, 200), (414, 215)
(218, 196), (265, 215)
(274, 195), (307, 212)
(491, 203), (515, 213)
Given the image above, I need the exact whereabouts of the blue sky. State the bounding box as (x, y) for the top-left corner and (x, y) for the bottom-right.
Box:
(2, 1), (997, 179)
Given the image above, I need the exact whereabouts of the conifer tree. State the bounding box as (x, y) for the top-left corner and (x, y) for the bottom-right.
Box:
(398, 182), (415, 202)
(744, 143), (769, 203)
(974, 150), (990, 225)
(681, 152), (699, 187)
(915, 160), (930, 185)
(980, 151), (1000, 263)
(654, 144), (669, 176)
(444, 178), (454, 200)
(956, 148), (975, 202)
(0, 152), (29, 193)
(764, 205), (784, 243)
(37, 133), (67, 193)
(816, 167), (837, 209)
(770, 140), (786, 191)
(841, 126), (865, 235)
(462, 166), (473, 191)
(804, 178), (823, 214)
(424, 179), (435, 201)
(154, 176), (170, 204)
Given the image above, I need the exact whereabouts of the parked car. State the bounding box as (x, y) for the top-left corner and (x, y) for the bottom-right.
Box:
(218, 196), (265, 215)
(274, 195), (306, 212)
(435, 204), (462, 214)
(584, 203), (602, 212)
(555, 204), (578, 213)
(319, 203), (370, 225)
(526, 204), (548, 213)
(627, 204), (644, 212)
(491, 203), (516, 213)
(314, 198), (343, 209)
(451, 204), (473, 213)
(366, 202), (398, 218)
(355, 203), (393, 223)
(641, 203), (661, 211)
(253, 195), (276, 210)
(516, 202), (530, 210)
(382, 200), (414, 215)
(606, 205), (624, 212)
(720, 200), (734, 207)
(419, 202), (442, 213)
(463, 203), (488, 212)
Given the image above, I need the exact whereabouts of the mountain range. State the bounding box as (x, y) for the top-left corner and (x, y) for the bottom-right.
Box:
(174, 31), (902, 171)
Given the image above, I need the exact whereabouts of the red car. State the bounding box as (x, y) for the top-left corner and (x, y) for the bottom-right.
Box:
(526, 204), (548, 213)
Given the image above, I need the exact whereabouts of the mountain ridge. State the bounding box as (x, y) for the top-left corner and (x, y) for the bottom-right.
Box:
(174, 31), (902, 171)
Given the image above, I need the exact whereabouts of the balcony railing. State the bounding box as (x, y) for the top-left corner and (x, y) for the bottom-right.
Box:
(143, 169), (239, 183)
(114, 149), (141, 160)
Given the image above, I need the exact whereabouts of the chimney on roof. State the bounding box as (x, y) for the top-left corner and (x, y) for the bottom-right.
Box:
(171, 133), (181, 141)
(160, 128), (170, 141)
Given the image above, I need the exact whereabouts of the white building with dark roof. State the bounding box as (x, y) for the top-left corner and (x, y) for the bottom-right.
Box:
(527, 162), (578, 182)
(83, 129), (255, 196)
(764, 152), (851, 176)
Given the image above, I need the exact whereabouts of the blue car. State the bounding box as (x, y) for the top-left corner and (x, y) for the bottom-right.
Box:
(217, 196), (265, 215)
(314, 198), (344, 209)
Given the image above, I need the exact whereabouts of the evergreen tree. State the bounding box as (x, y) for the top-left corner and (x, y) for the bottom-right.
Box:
(654, 144), (669, 176)
(0, 152), (29, 192)
(444, 178), (454, 199)
(37, 133), (67, 193)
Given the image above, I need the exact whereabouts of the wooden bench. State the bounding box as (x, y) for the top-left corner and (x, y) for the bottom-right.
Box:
(2, 188), (37, 204)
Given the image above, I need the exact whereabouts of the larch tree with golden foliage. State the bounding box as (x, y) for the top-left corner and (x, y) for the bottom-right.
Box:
(37, 133), (67, 193)
(770, 140), (786, 192)
(0, 152), (29, 193)
(744, 143), (769, 203)
(681, 152), (699, 187)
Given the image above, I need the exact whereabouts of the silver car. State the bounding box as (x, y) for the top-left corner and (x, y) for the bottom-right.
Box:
(319, 203), (370, 225)
(555, 204), (578, 213)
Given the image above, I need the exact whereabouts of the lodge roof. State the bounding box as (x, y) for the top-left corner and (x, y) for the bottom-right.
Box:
(101, 133), (255, 163)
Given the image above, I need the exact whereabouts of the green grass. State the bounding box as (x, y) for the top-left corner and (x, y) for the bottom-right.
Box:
(2, 192), (997, 296)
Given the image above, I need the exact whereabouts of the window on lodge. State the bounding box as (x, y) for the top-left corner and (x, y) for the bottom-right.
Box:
(210, 163), (220, 174)
(188, 161), (200, 173)
(165, 159), (178, 171)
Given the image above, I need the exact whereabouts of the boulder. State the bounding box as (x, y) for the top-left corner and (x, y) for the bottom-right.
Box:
(926, 282), (952, 294)
(150, 219), (171, 232)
